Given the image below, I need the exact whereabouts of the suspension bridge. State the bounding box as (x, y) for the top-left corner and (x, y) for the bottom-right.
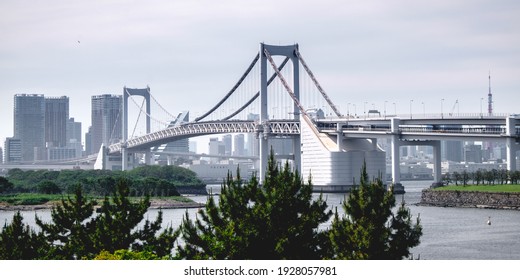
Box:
(93, 43), (520, 192)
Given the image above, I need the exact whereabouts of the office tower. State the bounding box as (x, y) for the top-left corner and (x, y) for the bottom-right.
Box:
(66, 117), (83, 157)
(4, 138), (22, 163)
(45, 96), (69, 148)
(208, 137), (225, 163)
(85, 126), (92, 155)
(14, 94), (45, 161)
(247, 113), (259, 156)
(67, 117), (82, 145)
(441, 140), (464, 162)
(233, 134), (245, 156)
(222, 134), (232, 156)
(464, 144), (483, 163)
(91, 94), (122, 155)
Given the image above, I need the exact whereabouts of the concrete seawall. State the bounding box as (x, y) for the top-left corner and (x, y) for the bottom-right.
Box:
(420, 190), (520, 210)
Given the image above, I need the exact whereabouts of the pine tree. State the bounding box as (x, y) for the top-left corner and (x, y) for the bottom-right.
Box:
(90, 179), (177, 258)
(328, 162), (422, 259)
(0, 212), (48, 259)
(177, 151), (332, 259)
(36, 185), (96, 259)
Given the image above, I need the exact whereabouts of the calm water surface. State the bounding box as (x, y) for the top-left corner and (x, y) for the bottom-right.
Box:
(1, 181), (519, 260)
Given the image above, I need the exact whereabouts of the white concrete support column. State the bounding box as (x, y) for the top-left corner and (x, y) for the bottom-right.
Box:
(292, 136), (301, 171)
(145, 150), (153, 165)
(390, 118), (401, 185)
(432, 140), (442, 185)
(122, 147), (128, 171)
(506, 117), (518, 172)
(336, 122), (344, 151)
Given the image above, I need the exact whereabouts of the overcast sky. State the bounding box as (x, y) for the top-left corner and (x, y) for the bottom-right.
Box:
(1, 0), (519, 152)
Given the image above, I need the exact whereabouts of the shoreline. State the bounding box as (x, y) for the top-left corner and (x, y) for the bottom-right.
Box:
(419, 189), (520, 211)
(0, 199), (205, 211)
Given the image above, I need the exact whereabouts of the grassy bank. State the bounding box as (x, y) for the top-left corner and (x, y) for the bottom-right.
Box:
(434, 184), (520, 193)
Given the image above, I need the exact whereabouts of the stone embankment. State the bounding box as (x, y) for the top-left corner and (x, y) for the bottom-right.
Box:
(419, 189), (520, 210)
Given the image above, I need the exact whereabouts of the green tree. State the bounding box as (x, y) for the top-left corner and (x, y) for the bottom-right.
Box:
(177, 152), (331, 259)
(0, 176), (14, 193)
(36, 185), (96, 259)
(91, 179), (177, 258)
(35, 180), (177, 259)
(0, 212), (48, 259)
(36, 180), (62, 194)
(328, 162), (422, 260)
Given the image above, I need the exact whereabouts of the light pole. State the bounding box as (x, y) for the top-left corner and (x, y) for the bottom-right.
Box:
(353, 104), (357, 116)
(422, 102), (425, 117)
(364, 101), (367, 119)
(393, 102), (396, 116)
(347, 103), (351, 118)
(384, 101), (388, 118)
(441, 98), (444, 119)
(480, 97), (483, 117)
(409, 99), (413, 119)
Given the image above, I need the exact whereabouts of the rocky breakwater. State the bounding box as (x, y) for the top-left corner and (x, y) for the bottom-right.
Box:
(419, 189), (520, 210)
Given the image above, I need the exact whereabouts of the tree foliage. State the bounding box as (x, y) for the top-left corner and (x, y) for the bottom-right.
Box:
(0, 212), (48, 259)
(4, 165), (203, 196)
(328, 162), (422, 260)
(0, 176), (14, 194)
(178, 152), (332, 259)
(1, 179), (178, 260)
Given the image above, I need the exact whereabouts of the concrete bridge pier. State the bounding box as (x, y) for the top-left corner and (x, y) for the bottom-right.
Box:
(431, 140), (442, 187)
(390, 118), (402, 189)
(506, 117), (519, 172)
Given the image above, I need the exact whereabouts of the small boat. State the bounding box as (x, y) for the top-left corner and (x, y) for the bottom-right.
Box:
(487, 216), (491, 225)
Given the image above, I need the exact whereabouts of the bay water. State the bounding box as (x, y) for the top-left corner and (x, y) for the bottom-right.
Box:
(1, 180), (519, 260)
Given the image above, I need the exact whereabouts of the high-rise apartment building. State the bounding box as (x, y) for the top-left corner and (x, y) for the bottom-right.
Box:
(90, 94), (122, 155)
(4, 138), (22, 163)
(45, 96), (69, 148)
(14, 94), (45, 161)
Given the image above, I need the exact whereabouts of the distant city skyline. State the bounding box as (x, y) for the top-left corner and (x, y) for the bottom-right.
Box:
(2, 1), (519, 154)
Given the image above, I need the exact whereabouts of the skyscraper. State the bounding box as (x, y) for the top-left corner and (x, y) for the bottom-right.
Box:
(247, 113), (259, 156)
(14, 94), (45, 161)
(233, 134), (245, 156)
(222, 134), (232, 156)
(90, 94), (122, 155)
(45, 96), (69, 148)
(4, 138), (21, 163)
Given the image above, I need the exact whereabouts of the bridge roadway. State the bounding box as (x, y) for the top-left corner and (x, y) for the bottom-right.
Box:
(109, 115), (519, 153)
(106, 114), (520, 188)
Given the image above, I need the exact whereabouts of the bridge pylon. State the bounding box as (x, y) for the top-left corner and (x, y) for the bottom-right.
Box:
(259, 43), (302, 182)
(122, 86), (151, 170)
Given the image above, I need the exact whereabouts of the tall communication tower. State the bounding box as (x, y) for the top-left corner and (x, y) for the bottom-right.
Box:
(488, 71), (493, 116)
